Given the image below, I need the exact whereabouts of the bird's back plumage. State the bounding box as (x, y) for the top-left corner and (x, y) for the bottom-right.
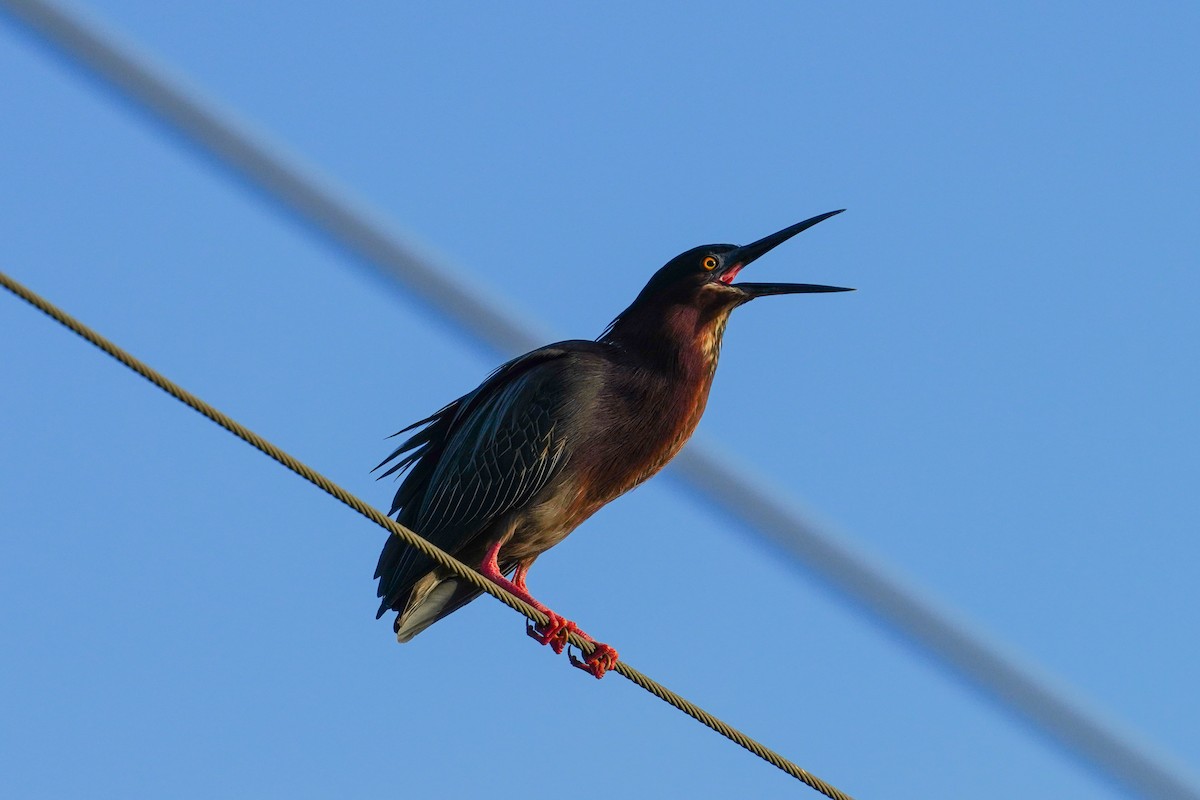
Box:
(374, 341), (611, 639)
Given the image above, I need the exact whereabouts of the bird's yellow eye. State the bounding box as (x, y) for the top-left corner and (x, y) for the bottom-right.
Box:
(702, 256), (719, 271)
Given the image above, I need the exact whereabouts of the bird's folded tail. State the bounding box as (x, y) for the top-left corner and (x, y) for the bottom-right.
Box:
(392, 576), (487, 642)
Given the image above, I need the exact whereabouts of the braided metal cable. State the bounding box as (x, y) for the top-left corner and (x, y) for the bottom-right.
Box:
(2, 270), (854, 800)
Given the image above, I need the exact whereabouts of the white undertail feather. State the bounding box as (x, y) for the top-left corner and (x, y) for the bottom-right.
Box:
(395, 579), (460, 642)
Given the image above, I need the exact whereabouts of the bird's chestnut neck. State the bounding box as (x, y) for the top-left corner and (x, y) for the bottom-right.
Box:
(599, 287), (740, 375)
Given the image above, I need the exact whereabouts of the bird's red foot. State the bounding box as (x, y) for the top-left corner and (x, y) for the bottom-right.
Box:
(569, 642), (619, 679)
(526, 611), (578, 655)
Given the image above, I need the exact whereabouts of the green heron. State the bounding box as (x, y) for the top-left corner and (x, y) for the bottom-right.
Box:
(374, 210), (851, 677)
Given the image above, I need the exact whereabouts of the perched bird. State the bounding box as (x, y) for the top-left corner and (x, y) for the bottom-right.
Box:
(374, 210), (851, 677)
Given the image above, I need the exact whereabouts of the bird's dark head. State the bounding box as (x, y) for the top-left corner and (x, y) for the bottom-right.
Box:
(602, 210), (852, 350)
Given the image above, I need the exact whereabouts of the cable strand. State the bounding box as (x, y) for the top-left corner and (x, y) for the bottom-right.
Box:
(1, 269), (854, 800)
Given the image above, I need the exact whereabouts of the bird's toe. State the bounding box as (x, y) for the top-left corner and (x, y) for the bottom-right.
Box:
(569, 642), (619, 679)
(526, 611), (577, 655)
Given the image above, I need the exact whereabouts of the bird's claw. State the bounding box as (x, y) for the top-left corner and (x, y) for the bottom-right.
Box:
(523, 608), (617, 678)
(569, 642), (619, 679)
(526, 612), (577, 655)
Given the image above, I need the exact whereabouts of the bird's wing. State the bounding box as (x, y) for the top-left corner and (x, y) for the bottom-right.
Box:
(373, 343), (597, 617)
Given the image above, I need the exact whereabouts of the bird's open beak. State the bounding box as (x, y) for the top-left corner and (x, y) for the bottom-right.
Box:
(721, 209), (854, 297)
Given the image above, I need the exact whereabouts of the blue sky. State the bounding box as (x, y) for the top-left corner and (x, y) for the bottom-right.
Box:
(2, 2), (1198, 798)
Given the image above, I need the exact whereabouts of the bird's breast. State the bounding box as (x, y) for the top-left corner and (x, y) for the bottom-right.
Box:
(563, 347), (720, 526)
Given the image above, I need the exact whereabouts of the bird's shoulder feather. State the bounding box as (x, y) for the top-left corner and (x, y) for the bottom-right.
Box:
(373, 340), (613, 611)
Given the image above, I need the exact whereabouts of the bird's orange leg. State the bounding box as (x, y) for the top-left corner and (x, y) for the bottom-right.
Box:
(512, 562), (576, 654)
(480, 541), (618, 677)
(480, 540), (575, 654)
(514, 560), (619, 678)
